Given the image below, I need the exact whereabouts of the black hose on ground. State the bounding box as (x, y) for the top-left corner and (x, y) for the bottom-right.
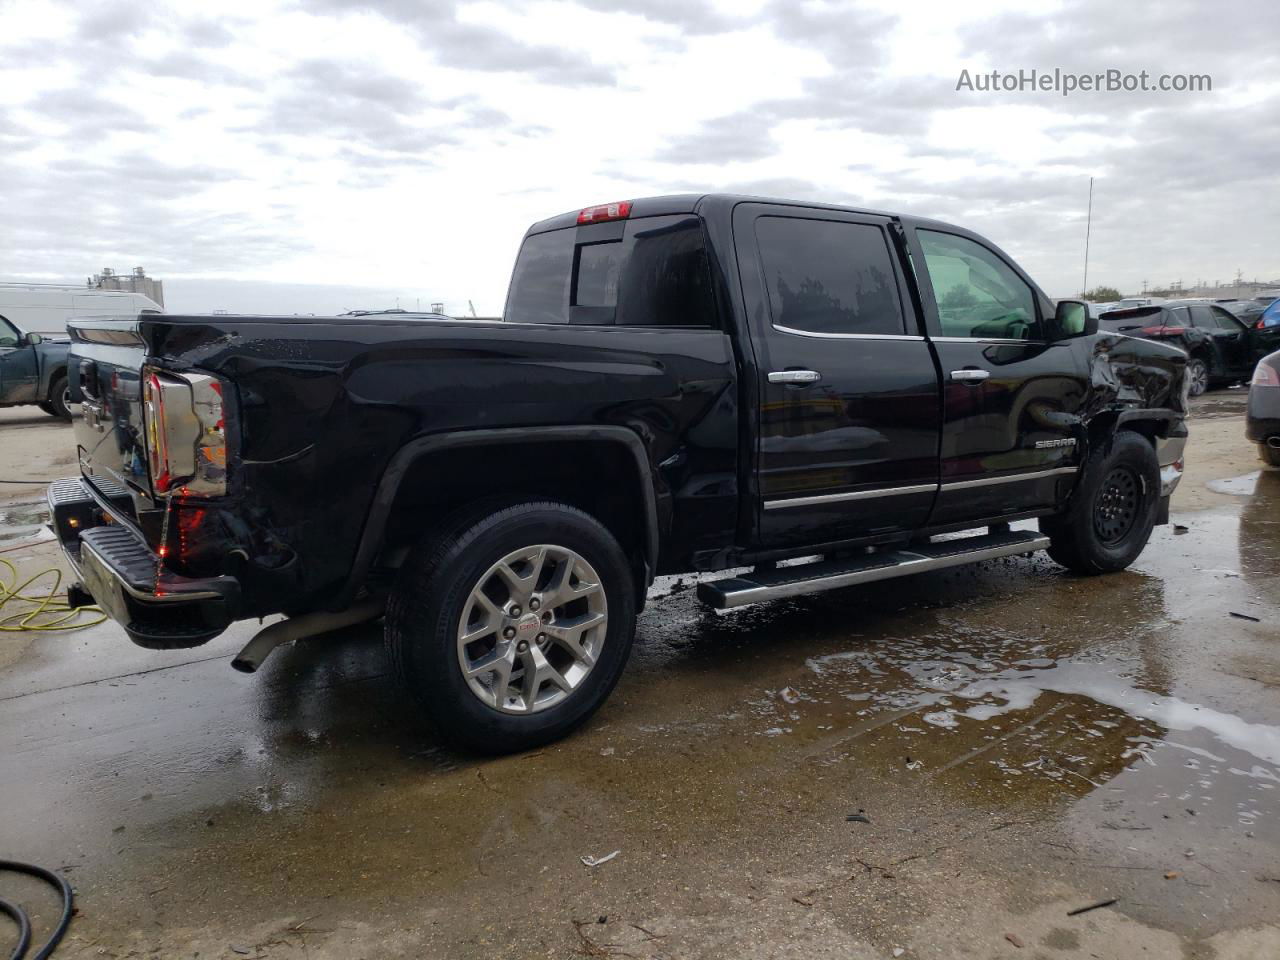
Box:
(0, 862), (73, 960)
(0, 898), (31, 960)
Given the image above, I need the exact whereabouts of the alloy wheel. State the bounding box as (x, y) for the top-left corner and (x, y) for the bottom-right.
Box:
(1187, 360), (1208, 397)
(455, 544), (608, 714)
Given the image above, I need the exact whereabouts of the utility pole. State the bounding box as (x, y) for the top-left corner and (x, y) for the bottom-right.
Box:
(1081, 176), (1093, 297)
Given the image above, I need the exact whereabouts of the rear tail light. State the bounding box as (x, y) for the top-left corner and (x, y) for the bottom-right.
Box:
(142, 367), (227, 497)
(1252, 362), (1280, 387)
(577, 201), (632, 224)
(1141, 325), (1184, 335)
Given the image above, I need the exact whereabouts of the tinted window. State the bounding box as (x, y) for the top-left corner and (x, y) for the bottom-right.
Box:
(575, 242), (621, 307)
(505, 215), (715, 327)
(755, 217), (904, 336)
(1210, 307), (1245, 331)
(1167, 306), (1191, 327)
(615, 216), (715, 327)
(505, 229), (573, 324)
(1190, 305), (1217, 329)
(918, 231), (1039, 340)
(0, 316), (18, 347)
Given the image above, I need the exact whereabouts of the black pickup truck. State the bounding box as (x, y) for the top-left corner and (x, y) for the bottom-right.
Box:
(50, 195), (1188, 752)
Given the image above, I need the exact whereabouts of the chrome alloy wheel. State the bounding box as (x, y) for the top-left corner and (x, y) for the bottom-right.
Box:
(456, 544), (608, 714)
(1187, 359), (1208, 397)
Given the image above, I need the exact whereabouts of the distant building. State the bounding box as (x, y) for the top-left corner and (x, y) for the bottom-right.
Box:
(90, 266), (164, 308)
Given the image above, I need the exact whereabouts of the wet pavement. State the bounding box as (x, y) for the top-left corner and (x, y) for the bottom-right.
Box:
(1, 396), (1279, 958)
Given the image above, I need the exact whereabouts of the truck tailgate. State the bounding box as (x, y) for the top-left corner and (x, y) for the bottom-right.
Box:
(69, 321), (156, 514)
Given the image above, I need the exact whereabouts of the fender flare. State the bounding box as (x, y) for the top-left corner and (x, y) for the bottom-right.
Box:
(338, 425), (661, 606)
(1080, 406), (1182, 463)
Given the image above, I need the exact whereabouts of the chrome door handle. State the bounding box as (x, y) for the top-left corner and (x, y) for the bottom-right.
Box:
(768, 369), (822, 384)
(950, 369), (990, 383)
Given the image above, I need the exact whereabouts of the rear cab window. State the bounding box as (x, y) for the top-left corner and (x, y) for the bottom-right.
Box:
(504, 215), (717, 328)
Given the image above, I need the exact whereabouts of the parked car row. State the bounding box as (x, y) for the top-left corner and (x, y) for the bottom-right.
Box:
(1099, 301), (1280, 396)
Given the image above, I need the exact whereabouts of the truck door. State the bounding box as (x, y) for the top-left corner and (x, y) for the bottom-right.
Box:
(901, 222), (1087, 526)
(0, 315), (39, 404)
(733, 203), (941, 548)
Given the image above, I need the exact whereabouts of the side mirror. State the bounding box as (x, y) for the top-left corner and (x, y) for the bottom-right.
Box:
(25, 332), (43, 345)
(1054, 300), (1096, 339)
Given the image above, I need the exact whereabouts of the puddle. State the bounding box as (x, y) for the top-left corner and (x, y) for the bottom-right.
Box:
(737, 612), (1280, 833)
(1207, 471), (1261, 496)
(0, 500), (51, 544)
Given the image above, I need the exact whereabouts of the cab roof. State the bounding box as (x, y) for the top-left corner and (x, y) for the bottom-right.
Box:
(525, 193), (920, 235)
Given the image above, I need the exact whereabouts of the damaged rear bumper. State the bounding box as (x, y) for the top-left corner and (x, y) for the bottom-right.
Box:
(47, 477), (240, 648)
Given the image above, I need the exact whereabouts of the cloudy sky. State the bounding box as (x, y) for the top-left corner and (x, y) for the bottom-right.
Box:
(1, 0), (1277, 315)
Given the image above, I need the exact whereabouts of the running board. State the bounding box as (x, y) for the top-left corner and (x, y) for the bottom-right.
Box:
(696, 530), (1050, 609)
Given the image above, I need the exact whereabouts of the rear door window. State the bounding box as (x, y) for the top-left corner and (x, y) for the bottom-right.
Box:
(1190, 305), (1218, 329)
(754, 217), (906, 336)
(505, 215), (716, 327)
(1210, 307), (1246, 331)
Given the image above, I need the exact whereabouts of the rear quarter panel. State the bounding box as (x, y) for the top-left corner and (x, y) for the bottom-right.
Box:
(145, 317), (738, 612)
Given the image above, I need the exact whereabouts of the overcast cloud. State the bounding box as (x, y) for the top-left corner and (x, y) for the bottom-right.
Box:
(1, 0), (1277, 313)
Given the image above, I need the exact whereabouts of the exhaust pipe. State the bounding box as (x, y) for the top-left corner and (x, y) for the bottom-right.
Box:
(1268, 436), (1280, 450)
(231, 596), (385, 673)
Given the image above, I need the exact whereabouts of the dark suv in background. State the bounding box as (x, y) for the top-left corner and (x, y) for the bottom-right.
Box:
(1101, 301), (1280, 395)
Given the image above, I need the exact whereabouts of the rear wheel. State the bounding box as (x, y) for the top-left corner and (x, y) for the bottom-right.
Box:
(1041, 431), (1161, 575)
(1186, 358), (1209, 397)
(1262, 441), (1280, 469)
(386, 500), (637, 753)
(46, 375), (72, 420)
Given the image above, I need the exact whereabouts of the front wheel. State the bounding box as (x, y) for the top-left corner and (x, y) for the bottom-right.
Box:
(1041, 431), (1161, 575)
(46, 375), (72, 420)
(386, 500), (637, 753)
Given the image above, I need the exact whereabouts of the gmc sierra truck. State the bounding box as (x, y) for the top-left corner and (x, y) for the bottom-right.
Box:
(49, 194), (1188, 752)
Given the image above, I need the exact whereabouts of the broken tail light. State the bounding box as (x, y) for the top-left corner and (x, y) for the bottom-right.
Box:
(142, 367), (228, 498)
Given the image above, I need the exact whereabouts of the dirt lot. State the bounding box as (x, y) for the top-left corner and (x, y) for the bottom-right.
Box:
(1, 395), (1277, 959)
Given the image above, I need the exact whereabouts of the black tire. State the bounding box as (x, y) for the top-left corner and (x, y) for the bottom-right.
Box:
(1041, 431), (1161, 575)
(386, 500), (637, 754)
(37, 401), (54, 415)
(47, 374), (72, 420)
(1186, 357), (1209, 397)
(1262, 442), (1280, 469)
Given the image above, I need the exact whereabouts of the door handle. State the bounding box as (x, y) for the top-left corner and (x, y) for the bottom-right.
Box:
(950, 369), (990, 383)
(768, 369), (822, 384)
